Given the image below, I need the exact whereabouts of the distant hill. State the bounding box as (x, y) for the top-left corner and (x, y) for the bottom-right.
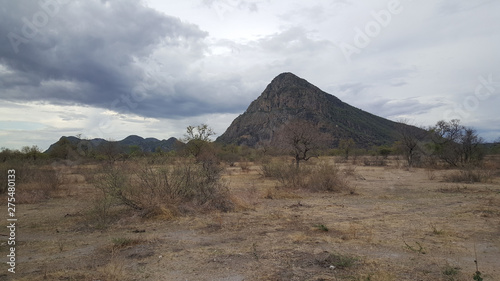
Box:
(217, 72), (422, 148)
(45, 135), (179, 154)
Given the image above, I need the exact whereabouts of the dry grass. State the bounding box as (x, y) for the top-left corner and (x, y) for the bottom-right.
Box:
(89, 160), (233, 221)
(443, 168), (494, 183)
(261, 160), (350, 192)
(5, 157), (500, 280)
(11, 165), (60, 204)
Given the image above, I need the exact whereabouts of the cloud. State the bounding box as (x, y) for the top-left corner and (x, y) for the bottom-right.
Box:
(278, 0), (351, 24)
(201, 0), (261, 14)
(1, 0), (499, 149)
(1, 0), (253, 119)
(356, 98), (446, 121)
(0, 121), (45, 131)
(337, 82), (372, 97)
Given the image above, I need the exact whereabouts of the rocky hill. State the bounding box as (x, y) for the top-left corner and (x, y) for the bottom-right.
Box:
(45, 135), (178, 154)
(217, 72), (414, 148)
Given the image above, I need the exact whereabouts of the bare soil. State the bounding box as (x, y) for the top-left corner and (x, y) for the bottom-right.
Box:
(2, 157), (500, 281)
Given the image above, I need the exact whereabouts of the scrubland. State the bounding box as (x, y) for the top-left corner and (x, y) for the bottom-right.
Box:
(1, 155), (499, 281)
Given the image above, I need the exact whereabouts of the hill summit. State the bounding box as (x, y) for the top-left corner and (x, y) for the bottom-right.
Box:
(217, 72), (404, 148)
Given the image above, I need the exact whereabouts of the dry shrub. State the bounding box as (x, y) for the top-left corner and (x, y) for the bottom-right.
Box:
(305, 163), (349, 192)
(8, 164), (60, 204)
(37, 167), (60, 190)
(426, 168), (437, 180)
(363, 156), (387, 167)
(444, 168), (493, 183)
(342, 163), (357, 177)
(260, 161), (287, 178)
(261, 161), (349, 192)
(261, 162), (307, 188)
(87, 189), (117, 229)
(264, 186), (301, 199)
(335, 156), (348, 164)
(231, 185), (259, 210)
(239, 161), (251, 173)
(1, 162), (33, 194)
(92, 160), (233, 219)
(15, 184), (50, 204)
(483, 155), (500, 176)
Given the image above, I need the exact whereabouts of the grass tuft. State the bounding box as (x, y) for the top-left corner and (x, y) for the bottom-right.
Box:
(314, 224), (329, 232)
(318, 252), (359, 270)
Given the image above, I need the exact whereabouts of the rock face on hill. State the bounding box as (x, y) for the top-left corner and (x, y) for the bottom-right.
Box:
(217, 72), (406, 148)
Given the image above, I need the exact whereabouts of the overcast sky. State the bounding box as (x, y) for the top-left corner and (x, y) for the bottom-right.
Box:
(1, 0), (499, 150)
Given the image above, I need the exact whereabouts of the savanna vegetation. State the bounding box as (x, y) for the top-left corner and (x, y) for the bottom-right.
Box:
(0, 120), (499, 280)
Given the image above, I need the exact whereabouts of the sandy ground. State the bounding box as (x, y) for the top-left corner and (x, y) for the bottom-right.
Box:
(1, 157), (499, 281)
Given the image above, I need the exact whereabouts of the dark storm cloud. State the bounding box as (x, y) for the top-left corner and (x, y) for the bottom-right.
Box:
(135, 74), (253, 118)
(0, 0), (252, 118)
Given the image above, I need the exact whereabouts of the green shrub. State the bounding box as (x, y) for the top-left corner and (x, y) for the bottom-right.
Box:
(442, 264), (460, 278)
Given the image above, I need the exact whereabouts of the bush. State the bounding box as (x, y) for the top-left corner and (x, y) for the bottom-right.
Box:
(261, 161), (306, 188)
(305, 163), (349, 192)
(444, 168), (493, 183)
(92, 160), (233, 218)
(363, 156), (387, 166)
(261, 161), (349, 192)
(1, 162), (60, 202)
(89, 191), (115, 229)
(239, 161), (251, 172)
(260, 161), (285, 178)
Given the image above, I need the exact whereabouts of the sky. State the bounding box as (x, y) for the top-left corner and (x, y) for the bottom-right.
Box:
(0, 0), (499, 151)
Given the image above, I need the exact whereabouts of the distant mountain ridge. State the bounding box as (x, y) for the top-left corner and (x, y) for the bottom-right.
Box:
(217, 72), (420, 148)
(45, 135), (178, 154)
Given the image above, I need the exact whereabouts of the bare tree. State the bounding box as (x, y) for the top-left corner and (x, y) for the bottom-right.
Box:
(278, 119), (331, 169)
(395, 119), (427, 167)
(430, 119), (484, 166)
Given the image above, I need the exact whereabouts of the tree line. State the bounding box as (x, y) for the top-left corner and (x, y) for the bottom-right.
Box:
(1, 120), (498, 168)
